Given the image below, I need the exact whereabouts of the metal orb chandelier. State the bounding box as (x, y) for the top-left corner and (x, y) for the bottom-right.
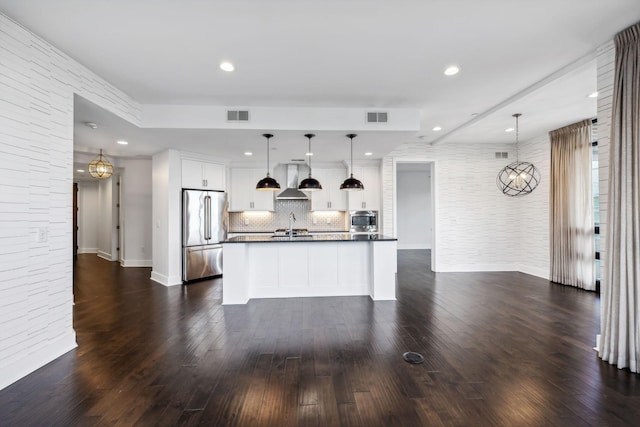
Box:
(298, 133), (322, 191)
(496, 114), (540, 197)
(256, 133), (281, 191)
(88, 149), (113, 179)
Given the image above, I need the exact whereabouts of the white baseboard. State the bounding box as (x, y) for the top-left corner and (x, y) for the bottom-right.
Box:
(435, 263), (519, 273)
(121, 259), (152, 268)
(77, 248), (97, 254)
(97, 251), (113, 261)
(398, 243), (431, 250)
(150, 271), (182, 286)
(0, 331), (77, 391)
(435, 263), (551, 283)
(518, 265), (549, 280)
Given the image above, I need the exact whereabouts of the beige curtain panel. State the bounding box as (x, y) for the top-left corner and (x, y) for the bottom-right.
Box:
(599, 22), (640, 373)
(549, 120), (595, 290)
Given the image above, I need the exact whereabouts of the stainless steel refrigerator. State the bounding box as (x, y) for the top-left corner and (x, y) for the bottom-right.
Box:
(182, 189), (226, 282)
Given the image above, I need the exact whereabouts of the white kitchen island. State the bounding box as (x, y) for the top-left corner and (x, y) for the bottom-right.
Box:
(221, 234), (397, 304)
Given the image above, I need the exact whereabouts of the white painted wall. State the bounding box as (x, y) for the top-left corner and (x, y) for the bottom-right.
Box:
(0, 12), (141, 390)
(97, 177), (115, 260)
(77, 181), (99, 253)
(121, 159), (153, 267)
(151, 150), (182, 286)
(143, 105), (420, 131)
(396, 166), (432, 250)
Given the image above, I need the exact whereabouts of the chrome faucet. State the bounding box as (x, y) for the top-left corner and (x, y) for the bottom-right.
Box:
(288, 212), (296, 239)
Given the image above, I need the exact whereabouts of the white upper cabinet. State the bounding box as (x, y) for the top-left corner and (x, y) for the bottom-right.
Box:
(229, 168), (275, 211)
(311, 167), (348, 211)
(347, 166), (381, 211)
(182, 159), (225, 191)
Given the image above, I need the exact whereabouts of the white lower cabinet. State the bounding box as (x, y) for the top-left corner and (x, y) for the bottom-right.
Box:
(222, 240), (398, 304)
(229, 168), (275, 211)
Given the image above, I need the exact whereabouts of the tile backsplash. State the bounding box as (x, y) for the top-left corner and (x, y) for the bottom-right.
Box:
(229, 200), (348, 232)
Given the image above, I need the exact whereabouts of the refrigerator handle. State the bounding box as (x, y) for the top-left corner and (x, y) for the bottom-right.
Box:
(204, 195), (211, 240)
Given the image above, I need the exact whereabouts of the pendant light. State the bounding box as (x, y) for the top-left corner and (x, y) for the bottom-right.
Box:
(256, 133), (281, 191)
(496, 113), (540, 197)
(298, 133), (322, 191)
(88, 149), (113, 179)
(340, 133), (364, 191)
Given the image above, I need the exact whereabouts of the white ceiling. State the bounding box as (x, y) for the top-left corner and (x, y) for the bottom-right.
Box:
(2, 1), (638, 168)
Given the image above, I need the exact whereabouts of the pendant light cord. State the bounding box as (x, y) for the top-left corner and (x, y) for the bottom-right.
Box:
(266, 135), (271, 177)
(308, 135), (312, 177)
(514, 113), (521, 162)
(350, 135), (354, 177)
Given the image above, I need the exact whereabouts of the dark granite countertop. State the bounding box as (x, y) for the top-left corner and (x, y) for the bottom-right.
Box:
(228, 230), (348, 234)
(223, 233), (396, 243)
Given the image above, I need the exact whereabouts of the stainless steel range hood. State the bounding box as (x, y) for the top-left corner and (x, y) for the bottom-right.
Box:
(276, 164), (309, 200)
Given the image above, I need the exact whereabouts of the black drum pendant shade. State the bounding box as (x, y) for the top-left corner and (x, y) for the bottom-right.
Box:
(340, 133), (364, 191)
(256, 133), (281, 191)
(298, 133), (322, 191)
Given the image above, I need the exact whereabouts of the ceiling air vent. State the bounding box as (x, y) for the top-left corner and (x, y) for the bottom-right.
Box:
(227, 110), (250, 121)
(495, 152), (508, 159)
(367, 112), (388, 123)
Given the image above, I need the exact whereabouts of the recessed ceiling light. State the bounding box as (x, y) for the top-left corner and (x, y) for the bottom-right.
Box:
(117, 140), (128, 145)
(84, 121), (97, 129)
(444, 66), (460, 76)
(588, 91), (599, 98)
(505, 127), (515, 132)
(364, 152), (373, 156)
(220, 61), (235, 72)
(244, 151), (253, 156)
(77, 169), (85, 173)
(306, 152), (313, 156)
(432, 126), (442, 131)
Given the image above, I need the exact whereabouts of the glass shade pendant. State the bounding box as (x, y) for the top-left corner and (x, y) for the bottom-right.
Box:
(256, 133), (280, 191)
(298, 133), (322, 191)
(88, 149), (113, 179)
(496, 113), (540, 197)
(340, 133), (364, 191)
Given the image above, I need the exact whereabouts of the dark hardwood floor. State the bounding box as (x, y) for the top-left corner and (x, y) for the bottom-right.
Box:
(1, 251), (639, 426)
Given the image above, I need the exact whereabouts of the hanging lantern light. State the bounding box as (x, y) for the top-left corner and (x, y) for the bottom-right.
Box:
(256, 133), (281, 190)
(298, 133), (322, 191)
(340, 133), (364, 191)
(88, 149), (113, 179)
(496, 114), (540, 197)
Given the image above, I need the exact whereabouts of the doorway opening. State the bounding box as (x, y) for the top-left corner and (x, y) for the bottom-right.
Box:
(394, 161), (435, 271)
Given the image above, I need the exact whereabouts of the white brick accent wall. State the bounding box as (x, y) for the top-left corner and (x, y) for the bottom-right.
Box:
(517, 135), (551, 278)
(382, 139), (550, 277)
(0, 13), (141, 390)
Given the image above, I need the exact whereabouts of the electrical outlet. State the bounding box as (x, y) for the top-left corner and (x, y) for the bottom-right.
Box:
(36, 227), (48, 243)
(326, 218), (331, 225)
(312, 218), (318, 225)
(244, 219), (249, 226)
